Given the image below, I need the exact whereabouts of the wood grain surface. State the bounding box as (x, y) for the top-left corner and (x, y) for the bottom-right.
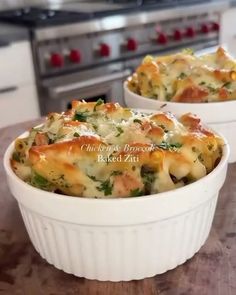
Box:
(0, 120), (236, 295)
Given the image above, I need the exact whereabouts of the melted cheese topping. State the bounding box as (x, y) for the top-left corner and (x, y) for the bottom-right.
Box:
(11, 101), (223, 198)
(128, 47), (236, 102)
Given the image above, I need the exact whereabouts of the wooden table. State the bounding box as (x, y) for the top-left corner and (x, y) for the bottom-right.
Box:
(1, 120), (236, 295)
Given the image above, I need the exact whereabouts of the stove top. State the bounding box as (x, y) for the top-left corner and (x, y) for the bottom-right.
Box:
(0, 0), (211, 28)
(0, 7), (92, 27)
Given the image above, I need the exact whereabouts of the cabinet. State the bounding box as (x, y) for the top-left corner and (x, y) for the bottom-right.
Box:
(0, 40), (39, 128)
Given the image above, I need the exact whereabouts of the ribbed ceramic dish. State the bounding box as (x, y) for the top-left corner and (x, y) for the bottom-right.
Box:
(124, 81), (236, 163)
(4, 126), (229, 282)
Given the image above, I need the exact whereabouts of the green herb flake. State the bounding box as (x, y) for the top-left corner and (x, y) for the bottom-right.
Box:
(93, 98), (104, 111)
(166, 93), (172, 101)
(73, 111), (89, 122)
(206, 85), (217, 94)
(31, 172), (50, 190)
(111, 171), (123, 176)
(178, 72), (187, 79)
(199, 81), (206, 86)
(182, 48), (194, 55)
(207, 144), (214, 151)
(92, 124), (98, 131)
(198, 153), (204, 163)
(159, 124), (168, 133)
(88, 175), (98, 181)
(141, 166), (156, 191)
(142, 171), (155, 194)
(157, 142), (182, 151)
(115, 126), (124, 137)
(142, 172), (155, 186)
(223, 82), (231, 89)
(73, 132), (80, 137)
(133, 119), (142, 124)
(130, 188), (143, 197)
(12, 152), (21, 162)
(31, 126), (43, 132)
(96, 180), (113, 196)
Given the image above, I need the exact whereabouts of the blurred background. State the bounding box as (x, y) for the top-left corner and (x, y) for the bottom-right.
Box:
(0, 0), (235, 127)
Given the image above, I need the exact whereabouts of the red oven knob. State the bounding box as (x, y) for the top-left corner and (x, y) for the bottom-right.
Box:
(185, 27), (195, 38)
(173, 29), (182, 41)
(99, 43), (111, 57)
(127, 38), (138, 51)
(69, 49), (81, 63)
(211, 22), (220, 31)
(157, 33), (168, 45)
(201, 24), (210, 34)
(50, 53), (64, 68)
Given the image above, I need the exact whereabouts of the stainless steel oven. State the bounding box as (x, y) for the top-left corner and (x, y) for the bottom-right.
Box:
(40, 62), (131, 113)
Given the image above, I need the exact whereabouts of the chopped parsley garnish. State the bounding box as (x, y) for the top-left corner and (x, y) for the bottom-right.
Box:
(156, 142), (182, 151)
(207, 144), (214, 151)
(223, 82), (231, 89)
(206, 85), (217, 94)
(166, 93), (172, 101)
(92, 124), (98, 131)
(50, 174), (70, 189)
(73, 111), (89, 122)
(96, 180), (113, 196)
(88, 175), (113, 196)
(198, 153), (204, 163)
(130, 188), (143, 197)
(111, 170), (123, 176)
(133, 119), (142, 124)
(73, 132), (80, 137)
(142, 171), (155, 186)
(141, 166), (156, 194)
(199, 81), (206, 86)
(115, 126), (124, 137)
(182, 48), (194, 55)
(159, 124), (168, 133)
(93, 98), (104, 111)
(31, 172), (50, 190)
(12, 152), (21, 162)
(88, 175), (98, 181)
(32, 126), (43, 132)
(178, 72), (187, 79)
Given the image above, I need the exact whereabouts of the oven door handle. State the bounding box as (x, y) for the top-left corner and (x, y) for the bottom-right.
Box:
(49, 69), (131, 98)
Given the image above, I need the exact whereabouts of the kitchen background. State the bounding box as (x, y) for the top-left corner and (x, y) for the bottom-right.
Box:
(0, 0), (235, 128)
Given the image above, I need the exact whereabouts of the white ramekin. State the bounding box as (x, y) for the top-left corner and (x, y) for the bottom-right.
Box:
(124, 82), (236, 163)
(4, 128), (229, 282)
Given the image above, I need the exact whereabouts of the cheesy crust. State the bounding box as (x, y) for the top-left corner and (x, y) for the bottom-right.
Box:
(11, 100), (223, 198)
(127, 47), (236, 102)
